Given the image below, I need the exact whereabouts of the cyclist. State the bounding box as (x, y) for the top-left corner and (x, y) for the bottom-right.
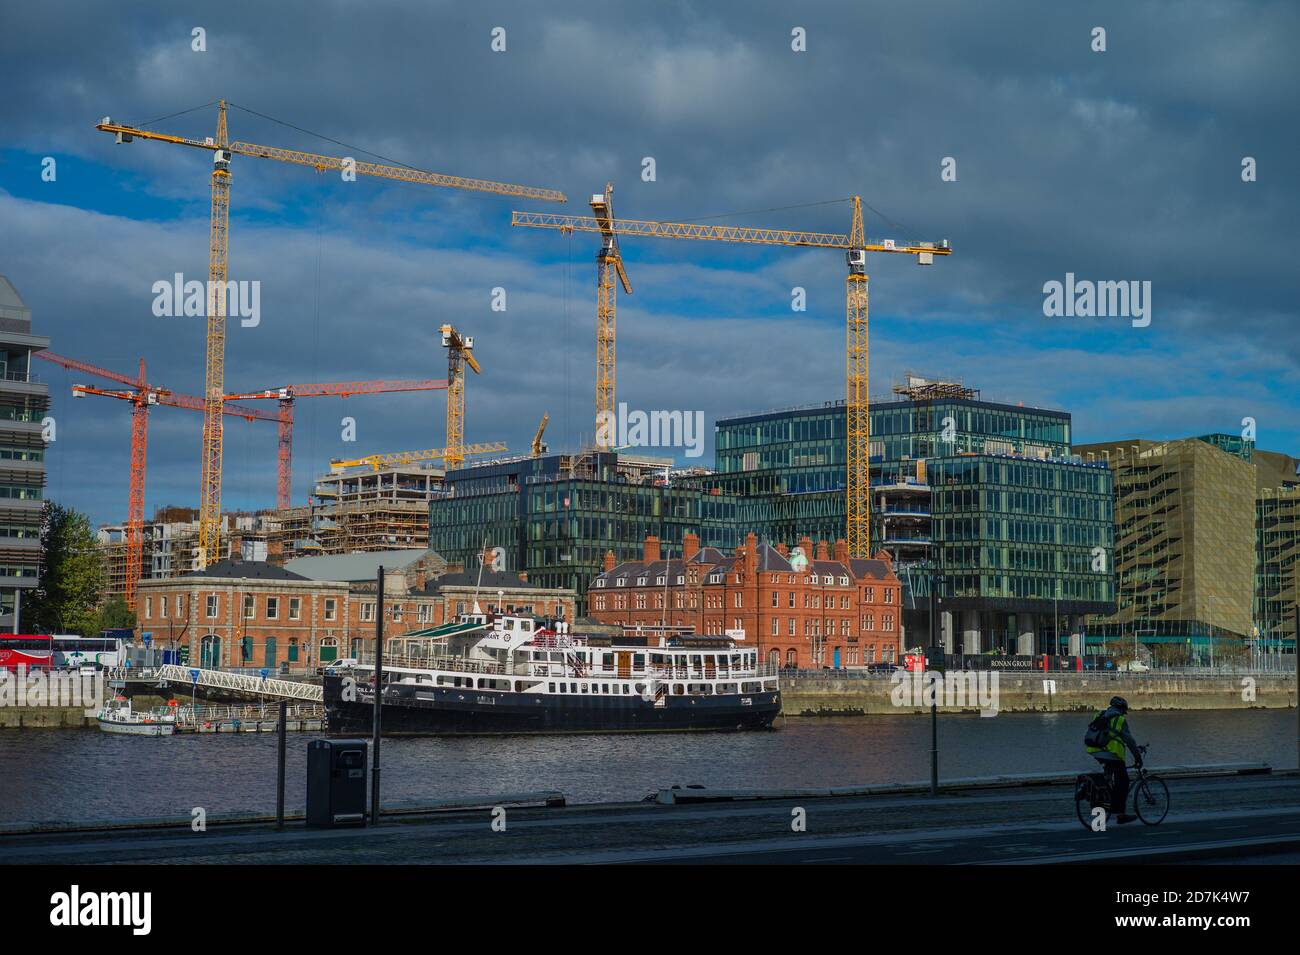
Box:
(1084, 695), (1142, 824)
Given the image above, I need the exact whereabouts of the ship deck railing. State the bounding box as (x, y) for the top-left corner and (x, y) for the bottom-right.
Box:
(359, 652), (505, 675)
(357, 657), (780, 681)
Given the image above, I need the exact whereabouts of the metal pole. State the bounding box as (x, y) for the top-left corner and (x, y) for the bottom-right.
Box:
(929, 562), (938, 797)
(370, 567), (384, 826)
(275, 699), (286, 830)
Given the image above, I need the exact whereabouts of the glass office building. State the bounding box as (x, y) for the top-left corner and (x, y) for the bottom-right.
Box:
(430, 382), (1115, 642)
(712, 388), (1114, 653)
(428, 451), (741, 611)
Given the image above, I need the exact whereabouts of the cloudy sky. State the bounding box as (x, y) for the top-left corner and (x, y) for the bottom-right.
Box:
(1, 0), (1296, 525)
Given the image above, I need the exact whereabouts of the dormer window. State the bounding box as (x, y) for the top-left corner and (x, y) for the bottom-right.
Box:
(596, 579), (606, 588)
(709, 573), (721, 584)
(676, 575), (684, 585)
(636, 576), (647, 586)
(616, 577), (627, 587)
(656, 576), (665, 585)
(839, 575), (849, 586)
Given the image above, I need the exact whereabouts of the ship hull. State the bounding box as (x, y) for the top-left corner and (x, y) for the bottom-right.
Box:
(323, 675), (780, 736)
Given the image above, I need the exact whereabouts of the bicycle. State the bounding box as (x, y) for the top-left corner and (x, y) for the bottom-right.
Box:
(1074, 744), (1170, 829)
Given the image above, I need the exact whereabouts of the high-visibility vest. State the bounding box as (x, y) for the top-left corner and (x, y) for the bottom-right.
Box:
(1086, 711), (1127, 759)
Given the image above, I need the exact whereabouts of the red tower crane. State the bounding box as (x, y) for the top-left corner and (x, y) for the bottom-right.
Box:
(35, 351), (278, 609)
(223, 379), (448, 509)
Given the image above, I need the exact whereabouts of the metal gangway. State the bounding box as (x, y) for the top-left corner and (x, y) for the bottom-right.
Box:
(107, 665), (323, 703)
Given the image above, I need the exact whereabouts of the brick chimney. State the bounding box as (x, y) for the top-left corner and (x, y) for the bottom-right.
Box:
(682, 531), (700, 562)
(643, 535), (661, 563)
(744, 532), (758, 574)
(799, 536), (814, 562)
(833, 538), (849, 564)
(603, 550), (616, 573)
(776, 542), (789, 558)
(816, 539), (830, 561)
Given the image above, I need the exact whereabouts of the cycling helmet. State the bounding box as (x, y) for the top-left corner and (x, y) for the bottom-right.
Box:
(1109, 695), (1129, 713)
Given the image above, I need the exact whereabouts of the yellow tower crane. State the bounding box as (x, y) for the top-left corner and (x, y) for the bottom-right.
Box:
(440, 324), (481, 468)
(531, 413), (550, 457)
(591, 183), (632, 448)
(330, 441), (507, 472)
(97, 101), (566, 566)
(511, 196), (951, 557)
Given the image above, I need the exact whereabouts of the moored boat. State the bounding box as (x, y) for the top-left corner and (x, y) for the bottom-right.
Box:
(96, 697), (176, 736)
(324, 612), (781, 736)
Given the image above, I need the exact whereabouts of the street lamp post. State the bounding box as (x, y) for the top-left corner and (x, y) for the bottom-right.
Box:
(928, 559), (946, 798)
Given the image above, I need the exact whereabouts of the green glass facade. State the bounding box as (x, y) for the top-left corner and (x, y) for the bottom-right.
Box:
(430, 396), (1115, 639)
(428, 452), (741, 610)
(710, 397), (1114, 651)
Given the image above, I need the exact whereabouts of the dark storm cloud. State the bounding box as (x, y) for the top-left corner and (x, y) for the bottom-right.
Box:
(0, 0), (1296, 523)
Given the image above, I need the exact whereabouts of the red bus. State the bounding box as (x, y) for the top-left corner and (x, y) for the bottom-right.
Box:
(0, 634), (54, 671)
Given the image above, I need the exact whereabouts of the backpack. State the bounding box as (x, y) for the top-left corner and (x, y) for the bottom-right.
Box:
(1084, 710), (1115, 749)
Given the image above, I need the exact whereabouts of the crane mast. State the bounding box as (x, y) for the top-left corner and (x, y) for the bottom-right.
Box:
(199, 101), (233, 570)
(512, 195), (950, 557)
(96, 101), (566, 566)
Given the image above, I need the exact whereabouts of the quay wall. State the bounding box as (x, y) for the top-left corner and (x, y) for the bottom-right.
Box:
(0, 707), (96, 729)
(782, 672), (1298, 717)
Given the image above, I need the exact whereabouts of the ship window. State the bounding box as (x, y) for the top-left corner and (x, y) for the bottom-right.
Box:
(550, 652), (564, 662)
(570, 683), (577, 693)
(635, 683), (646, 695)
(558, 683), (566, 693)
(633, 654), (645, 668)
(602, 683), (610, 693)
(688, 683), (711, 695)
(673, 684), (685, 695)
(718, 683), (738, 694)
(580, 683), (588, 693)
(603, 653), (614, 668)
(548, 683), (556, 693)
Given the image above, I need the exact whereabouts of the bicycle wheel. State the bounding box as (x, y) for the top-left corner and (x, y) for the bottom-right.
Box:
(1133, 775), (1170, 825)
(1074, 777), (1100, 830)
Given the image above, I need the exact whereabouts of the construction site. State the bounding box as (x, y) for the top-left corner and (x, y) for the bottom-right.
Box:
(57, 100), (951, 612)
(47, 99), (1298, 663)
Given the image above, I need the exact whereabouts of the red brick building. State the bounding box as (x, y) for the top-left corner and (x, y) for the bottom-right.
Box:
(587, 532), (903, 669)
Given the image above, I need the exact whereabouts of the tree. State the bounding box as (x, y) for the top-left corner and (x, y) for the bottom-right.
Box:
(26, 502), (107, 636)
(95, 596), (135, 633)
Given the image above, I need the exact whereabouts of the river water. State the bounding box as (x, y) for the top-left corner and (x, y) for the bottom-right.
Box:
(0, 709), (1293, 825)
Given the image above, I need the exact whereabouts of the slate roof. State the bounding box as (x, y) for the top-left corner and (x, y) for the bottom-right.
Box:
(594, 543), (896, 585)
(188, 558), (309, 581)
(422, 569), (543, 591)
(284, 549), (435, 582)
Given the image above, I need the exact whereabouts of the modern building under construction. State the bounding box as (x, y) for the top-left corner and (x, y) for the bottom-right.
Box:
(97, 463), (450, 601)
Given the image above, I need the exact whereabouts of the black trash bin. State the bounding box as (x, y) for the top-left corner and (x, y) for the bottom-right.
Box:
(306, 738), (368, 828)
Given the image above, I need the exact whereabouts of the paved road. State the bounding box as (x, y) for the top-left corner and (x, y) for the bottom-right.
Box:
(3, 772), (1296, 865)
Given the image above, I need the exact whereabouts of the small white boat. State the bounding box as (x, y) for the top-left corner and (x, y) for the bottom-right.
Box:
(96, 697), (176, 736)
